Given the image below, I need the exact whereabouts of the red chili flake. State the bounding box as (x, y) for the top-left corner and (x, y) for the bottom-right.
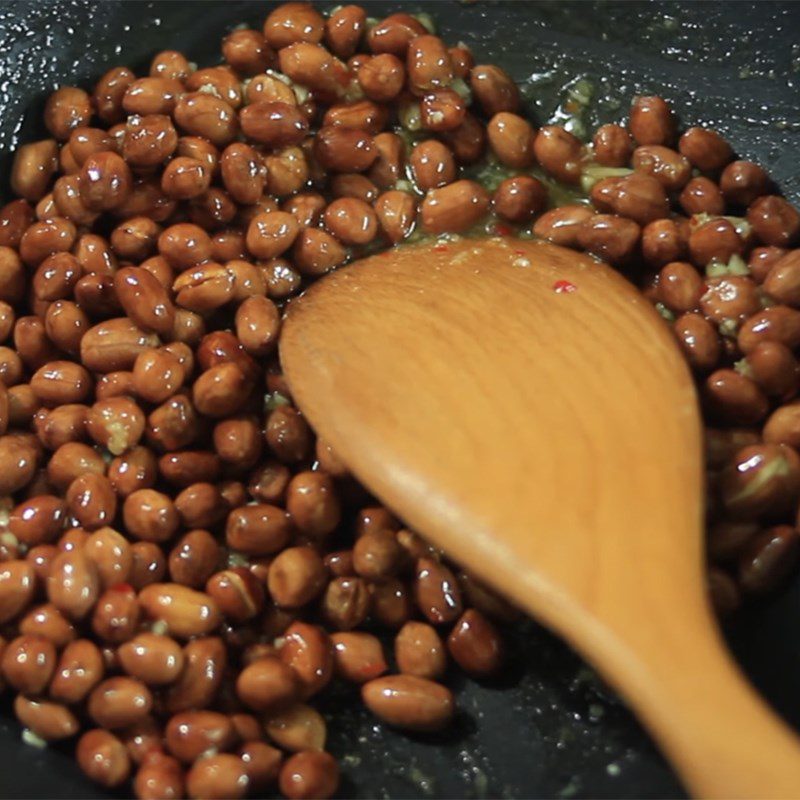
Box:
(494, 223), (512, 236)
(688, 214), (706, 229)
(553, 279), (577, 294)
(513, 249), (526, 256)
(110, 582), (134, 594)
(701, 283), (710, 294)
(335, 66), (352, 87)
(433, 244), (449, 252)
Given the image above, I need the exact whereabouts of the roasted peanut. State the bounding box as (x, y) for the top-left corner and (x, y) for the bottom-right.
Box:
(77, 729), (131, 788)
(139, 583), (222, 639)
(362, 674), (454, 731)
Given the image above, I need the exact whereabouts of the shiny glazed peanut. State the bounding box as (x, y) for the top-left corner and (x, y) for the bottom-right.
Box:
(134, 752), (186, 800)
(395, 621), (447, 679)
(19, 603), (76, 647)
(77, 729), (131, 788)
(361, 674), (454, 731)
(14, 695), (79, 740)
(87, 676), (153, 729)
(447, 609), (503, 676)
(186, 753), (250, 800)
(9, 495), (66, 546)
(280, 750), (339, 800)
(0, 560), (41, 623)
(49, 639), (105, 704)
(139, 583), (222, 639)
(81, 318), (160, 373)
(332, 631), (388, 683)
(118, 632), (184, 686)
(114, 266), (176, 336)
(165, 636), (226, 713)
(1, 634), (56, 694)
(165, 710), (237, 763)
(47, 550), (100, 620)
(266, 703), (327, 752)
(421, 180), (490, 234)
(279, 621), (333, 699)
(236, 655), (299, 713)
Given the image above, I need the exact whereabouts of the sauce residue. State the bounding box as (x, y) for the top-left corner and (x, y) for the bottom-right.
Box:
(553, 279), (578, 293)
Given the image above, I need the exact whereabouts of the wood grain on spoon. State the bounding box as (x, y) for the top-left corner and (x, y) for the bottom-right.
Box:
(281, 237), (800, 798)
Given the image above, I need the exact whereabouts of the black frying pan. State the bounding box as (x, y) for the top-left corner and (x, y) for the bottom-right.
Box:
(1, 2), (799, 797)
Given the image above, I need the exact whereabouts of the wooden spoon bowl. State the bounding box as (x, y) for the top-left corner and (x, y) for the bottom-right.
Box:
(281, 237), (800, 798)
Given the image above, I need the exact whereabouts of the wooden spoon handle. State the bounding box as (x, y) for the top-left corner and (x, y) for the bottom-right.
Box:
(570, 598), (800, 798)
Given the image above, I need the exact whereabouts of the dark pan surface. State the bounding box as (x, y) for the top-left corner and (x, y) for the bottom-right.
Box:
(0, 2), (799, 797)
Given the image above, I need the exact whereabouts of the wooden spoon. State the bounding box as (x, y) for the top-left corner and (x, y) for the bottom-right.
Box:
(280, 237), (800, 798)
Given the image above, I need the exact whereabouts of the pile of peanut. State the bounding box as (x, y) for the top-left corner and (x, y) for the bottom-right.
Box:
(0, 2), (799, 798)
